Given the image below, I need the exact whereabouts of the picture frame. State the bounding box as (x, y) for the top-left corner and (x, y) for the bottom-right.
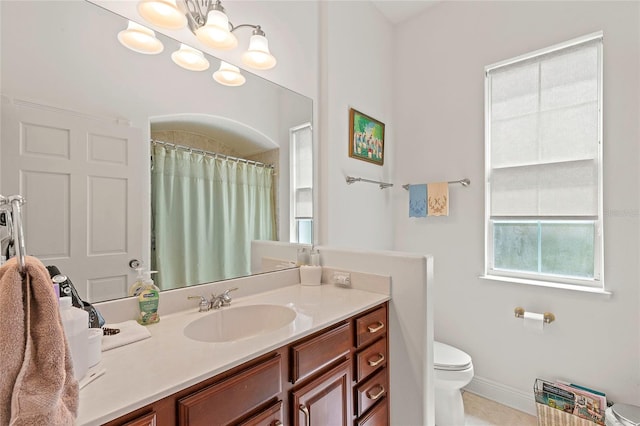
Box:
(349, 108), (385, 166)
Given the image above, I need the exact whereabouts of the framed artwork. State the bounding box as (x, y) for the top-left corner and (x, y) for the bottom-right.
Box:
(349, 108), (385, 166)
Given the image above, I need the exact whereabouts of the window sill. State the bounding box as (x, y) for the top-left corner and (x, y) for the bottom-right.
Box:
(479, 274), (612, 296)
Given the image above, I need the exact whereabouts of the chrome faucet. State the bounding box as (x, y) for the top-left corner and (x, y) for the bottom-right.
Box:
(211, 287), (238, 309)
(188, 287), (238, 312)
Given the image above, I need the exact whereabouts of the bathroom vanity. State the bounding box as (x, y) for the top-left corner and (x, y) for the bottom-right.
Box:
(77, 283), (390, 425)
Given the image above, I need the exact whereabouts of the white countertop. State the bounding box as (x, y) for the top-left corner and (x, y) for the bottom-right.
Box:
(77, 284), (389, 425)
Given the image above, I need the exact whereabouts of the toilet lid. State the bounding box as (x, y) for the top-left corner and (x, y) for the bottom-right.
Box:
(434, 341), (472, 371)
(612, 404), (640, 426)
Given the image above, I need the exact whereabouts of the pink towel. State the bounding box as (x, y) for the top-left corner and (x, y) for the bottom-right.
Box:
(0, 256), (78, 425)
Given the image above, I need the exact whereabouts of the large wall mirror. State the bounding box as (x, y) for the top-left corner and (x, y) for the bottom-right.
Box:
(0, 0), (313, 302)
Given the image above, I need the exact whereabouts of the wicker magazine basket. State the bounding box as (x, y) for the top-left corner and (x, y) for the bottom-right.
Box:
(534, 379), (605, 426)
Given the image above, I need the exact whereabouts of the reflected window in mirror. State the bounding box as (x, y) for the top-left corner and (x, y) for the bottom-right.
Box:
(290, 123), (313, 244)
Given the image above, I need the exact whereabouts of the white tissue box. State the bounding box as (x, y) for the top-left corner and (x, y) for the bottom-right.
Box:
(300, 265), (322, 286)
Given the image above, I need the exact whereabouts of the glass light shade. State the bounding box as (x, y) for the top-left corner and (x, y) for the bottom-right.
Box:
(241, 34), (276, 70)
(213, 61), (246, 86)
(117, 21), (164, 55)
(171, 44), (210, 71)
(195, 10), (238, 50)
(137, 0), (186, 29)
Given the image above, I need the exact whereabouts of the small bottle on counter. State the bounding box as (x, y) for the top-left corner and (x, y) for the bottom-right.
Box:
(309, 249), (320, 266)
(296, 247), (309, 266)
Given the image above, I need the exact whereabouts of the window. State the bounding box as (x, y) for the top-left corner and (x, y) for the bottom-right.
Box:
(290, 123), (313, 244)
(484, 32), (604, 289)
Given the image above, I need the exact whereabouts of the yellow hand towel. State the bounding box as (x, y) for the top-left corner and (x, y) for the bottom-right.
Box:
(0, 256), (78, 425)
(427, 182), (449, 216)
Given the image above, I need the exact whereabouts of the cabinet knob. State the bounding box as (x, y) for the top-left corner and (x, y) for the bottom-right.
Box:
(367, 353), (385, 367)
(272, 421), (283, 426)
(367, 321), (385, 333)
(366, 384), (385, 401)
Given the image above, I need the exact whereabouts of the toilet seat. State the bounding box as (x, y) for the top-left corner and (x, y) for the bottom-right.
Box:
(434, 341), (472, 371)
(611, 403), (640, 426)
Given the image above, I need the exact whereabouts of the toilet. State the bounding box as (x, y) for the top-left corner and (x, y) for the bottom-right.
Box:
(605, 403), (640, 426)
(434, 341), (474, 426)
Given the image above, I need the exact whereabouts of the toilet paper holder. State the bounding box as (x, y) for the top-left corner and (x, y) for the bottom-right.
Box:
(514, 307), (555, 324)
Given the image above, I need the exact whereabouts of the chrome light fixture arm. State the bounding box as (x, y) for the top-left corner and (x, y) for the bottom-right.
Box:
(182, 0), (266, 38)
(231, 24), (264, 36)
(183, 0), (213, 33)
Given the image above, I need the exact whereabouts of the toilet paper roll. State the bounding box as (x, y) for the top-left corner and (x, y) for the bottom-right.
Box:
(523, 311), (545, 333)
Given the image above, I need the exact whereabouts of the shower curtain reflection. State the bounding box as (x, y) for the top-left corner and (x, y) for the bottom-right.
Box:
(151, 143), (276, 290)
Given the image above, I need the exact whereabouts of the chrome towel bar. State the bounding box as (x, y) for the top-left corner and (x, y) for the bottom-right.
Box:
(401, 178), (470, 190)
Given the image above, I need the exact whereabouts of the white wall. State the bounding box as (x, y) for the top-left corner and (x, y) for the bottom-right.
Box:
(318, 1), (396, 250)
(393, 0), (640, 410)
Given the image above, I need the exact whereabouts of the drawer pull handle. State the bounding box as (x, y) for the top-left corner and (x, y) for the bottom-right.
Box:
(367, 321), (385, 333)
(299, 404), (310, 426)
(366, 384), (385, 400)
(367, 353), (385, 367)
(273, 421), (283, 426)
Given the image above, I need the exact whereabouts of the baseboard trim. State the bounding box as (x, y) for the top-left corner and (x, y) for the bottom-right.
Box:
(464, 376), (536, 416)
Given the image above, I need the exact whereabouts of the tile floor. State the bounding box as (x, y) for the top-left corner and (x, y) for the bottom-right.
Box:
(464, 391), (538, 426)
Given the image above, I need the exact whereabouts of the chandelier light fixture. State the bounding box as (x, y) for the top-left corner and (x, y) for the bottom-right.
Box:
(171, 43), (210, 71)
(117, 21), (164, 54)
(135, 0), (277, 70)
(212, 61), (246, 86)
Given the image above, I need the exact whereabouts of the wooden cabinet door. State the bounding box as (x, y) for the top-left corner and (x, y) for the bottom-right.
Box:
(291, 359), (352, 426)
(178, 355), (281, 426)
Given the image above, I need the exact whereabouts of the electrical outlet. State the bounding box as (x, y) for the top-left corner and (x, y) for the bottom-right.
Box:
(332, 271), (351, 287)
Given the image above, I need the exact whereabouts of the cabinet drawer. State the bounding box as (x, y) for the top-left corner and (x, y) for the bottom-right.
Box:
(290, 322), (352, 383)
(122, 411), (156, 426)
(355, 367), (388, 417)
(356, 397), (388, 426)
(178, 355), (281, 426)
(237, 400), (284, 426)
(356, 336), (387, 382)
(355, 306), (386, 348)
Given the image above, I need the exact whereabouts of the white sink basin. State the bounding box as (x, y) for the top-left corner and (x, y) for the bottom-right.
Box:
(183, 304), (297, 343)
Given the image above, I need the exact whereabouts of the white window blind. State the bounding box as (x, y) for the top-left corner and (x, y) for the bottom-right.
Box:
(485, 33), (603, 288)
(290, 123), (313, 244)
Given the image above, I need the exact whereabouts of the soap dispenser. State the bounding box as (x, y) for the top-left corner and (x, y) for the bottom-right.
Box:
(137, 269), (160, 325)
(128, 267), (146, 297)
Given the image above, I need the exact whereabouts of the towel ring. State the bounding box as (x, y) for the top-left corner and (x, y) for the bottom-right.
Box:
(8, 196), (26, 274)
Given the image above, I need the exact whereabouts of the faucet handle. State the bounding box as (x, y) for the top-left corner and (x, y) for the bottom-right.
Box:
(188, 295), (210, 312)
(221, 287), (239, 306)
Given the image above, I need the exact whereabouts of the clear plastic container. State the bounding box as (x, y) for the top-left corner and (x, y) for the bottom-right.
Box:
(59, 296), (88, 380)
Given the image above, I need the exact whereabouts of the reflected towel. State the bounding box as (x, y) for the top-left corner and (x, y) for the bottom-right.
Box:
(427, 182), (449, 216)
(409, 184), (427, 218)
(0, 256), (78, 425)
(102, 320), (151, 351)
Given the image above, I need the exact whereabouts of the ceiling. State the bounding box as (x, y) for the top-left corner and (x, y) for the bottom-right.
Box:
(372, 0), (441, 24)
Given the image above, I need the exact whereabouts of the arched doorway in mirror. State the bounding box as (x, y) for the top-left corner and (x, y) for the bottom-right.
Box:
(149, 114), (279, 290)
